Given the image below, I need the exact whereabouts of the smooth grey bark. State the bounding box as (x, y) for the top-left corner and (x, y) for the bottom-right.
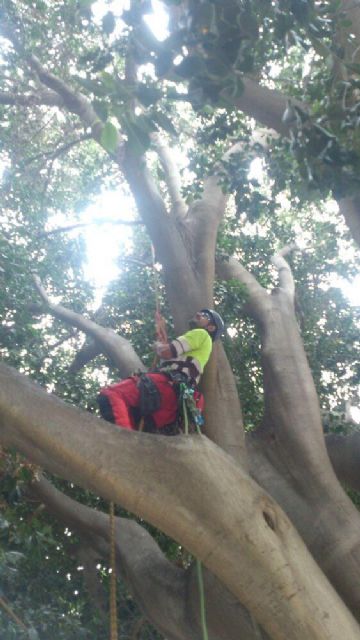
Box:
(32, 475), (269, 640)
(126, 139), (247, 462)
(325, 432), (360, 493)
(218, 251), (360, 616)
(33, 275), (145, 376)
(0, 363), (359, 640)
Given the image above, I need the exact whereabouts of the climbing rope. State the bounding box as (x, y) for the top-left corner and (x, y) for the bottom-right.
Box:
(0, 594), (31, 636)
(180, 383), (204, 435)
(109, 501), (118, 640)
(150, 244), (167, 369)
(181, 398), (209, 640)
(144, 245), (208, 640)
(196, 559), (209, 640)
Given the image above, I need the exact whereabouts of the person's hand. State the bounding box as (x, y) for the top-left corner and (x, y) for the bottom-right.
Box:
(154, 341), (172, 359)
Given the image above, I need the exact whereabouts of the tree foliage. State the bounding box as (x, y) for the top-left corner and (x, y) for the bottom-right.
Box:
(1, 1), (360, 639)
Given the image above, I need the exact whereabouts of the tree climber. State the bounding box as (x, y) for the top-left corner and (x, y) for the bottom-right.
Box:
(98, 309), (224, 434)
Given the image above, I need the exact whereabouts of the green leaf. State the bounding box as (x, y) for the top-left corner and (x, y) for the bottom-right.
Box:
(121, 115), (151, 155)
(102, 11), (116, 35)
(74, 76), (109, 97)
(100, 121), (119, 153)
(100, 72), (118, 94)
(136, 85), (162, 107)
(175, 55), (205, 79)
(151, 111), (177, 136)
(205, 58), (229, 78)
(155, 50), (173, 77)
(93, 100), (109, 121)
(6, 551), (26, 565)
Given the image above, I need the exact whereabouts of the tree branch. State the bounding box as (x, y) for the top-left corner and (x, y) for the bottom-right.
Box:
(38, 218), (142, 239)
(0, 89), (64, 107)
(271, 243), (298, 301)
(30, 474), (269, 640)
(123, 147), (205, 329)
(26, 54), (103, 132)
(0, 363), (359, 640)
(325, 431), (360, 492)
(216, 254), (268, 320)
(32, 275), (144, 376)
(24, 133), (93, 167)
(190, 141), (249, 296)
(29, 474), (195, 640)
(151, 133), (188, 219)
(0, 13), (123, 159)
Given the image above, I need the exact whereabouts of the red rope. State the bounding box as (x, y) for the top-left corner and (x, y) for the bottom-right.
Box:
(155, 309), (168, 344)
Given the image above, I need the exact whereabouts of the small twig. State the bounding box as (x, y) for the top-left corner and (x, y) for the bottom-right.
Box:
(47, 330), (79, 351)
(32, 273), (50, 305)
(23, 133), (92, 167)
(38, 218), (142, 238)
(118, 256), (151, 268)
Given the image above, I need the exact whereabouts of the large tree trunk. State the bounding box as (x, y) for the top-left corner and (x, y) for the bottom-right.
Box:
(0, 363), (360, 640)
(1, 5), (360, 638)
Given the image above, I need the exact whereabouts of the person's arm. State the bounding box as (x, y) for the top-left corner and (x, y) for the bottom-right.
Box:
(155, 329), (207, 360)
(154, 341), (175, 360)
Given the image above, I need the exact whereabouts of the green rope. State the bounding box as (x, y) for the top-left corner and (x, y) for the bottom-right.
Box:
(196, 559), (209, 640)
(181, 395), (208, 640)
(182, 396), (189, 435)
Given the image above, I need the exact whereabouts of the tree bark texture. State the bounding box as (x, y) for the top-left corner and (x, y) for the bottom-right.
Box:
(0, 364), (359, 640)
(1, 6), (360, 639)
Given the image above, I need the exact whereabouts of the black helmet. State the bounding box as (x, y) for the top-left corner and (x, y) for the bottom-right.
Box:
(201, 308), (225, 341)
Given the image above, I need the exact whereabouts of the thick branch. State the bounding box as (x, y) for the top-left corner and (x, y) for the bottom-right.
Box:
(228, 77), (305, 136)
(325, 431), (360, 492)
(68, 340), (102, 374)
(1, 16), (96, 128)
(271, 244), (298, 301)
(151, 133), (188, 219)
(123, 147), (204, 329)
(31, 475), (269, 640)
(0, 363), (359, 640)
(30, 475), (195, 640)
(0, 89), (64, 107)
(222, 75), (360, 250)
(27, 54), (102, 132)
(190, 142), (255, 292)
(251, 282), (360, 616)
(33, 275), (144, 376)
(216, 254), (268, 320)
(0, 14), (123, 160)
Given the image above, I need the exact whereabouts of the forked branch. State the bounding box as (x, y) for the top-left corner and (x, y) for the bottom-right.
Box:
(271, 243), (298, 301)
(32, 274), (144, 376)
(151, 132), (188, 219)
(216, 254), (268, 320)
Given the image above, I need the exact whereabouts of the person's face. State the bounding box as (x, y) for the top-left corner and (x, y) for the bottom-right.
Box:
(189, 311), (216, 334)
